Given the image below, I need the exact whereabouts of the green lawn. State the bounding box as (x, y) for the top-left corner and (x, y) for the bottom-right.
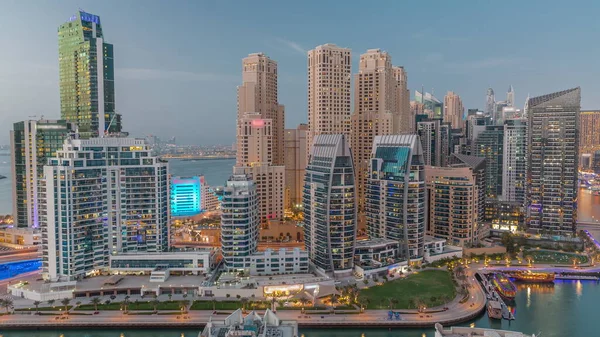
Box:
(76, 301), (182, 311)
(526, 250), (588, 264)
(361, 270), (456, 309)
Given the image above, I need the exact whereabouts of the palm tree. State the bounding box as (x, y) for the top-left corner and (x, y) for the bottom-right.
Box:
(33, 301), (41, 313)
(330, 294), (338, 312)
(61, 298), (71, 314)
(151, 299), (160, 313)
(122, 298), (130, 313)
(240, 297), (248, 311)
(211, 299), (217, 311)
(168, 294), (173, 301)
(0, 300), (5, 314)
(298, 297), (310, 308)
(387, 298), (398, 310)
(357, 296), (369, 312)
(3, 298), (13, 314)
(47, 299), (55, 308)
(179, 300), (189, 313)
(91, 297), (101, 312)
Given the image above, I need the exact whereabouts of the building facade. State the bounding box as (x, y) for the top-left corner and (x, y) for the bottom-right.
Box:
(485, 88), (495, 118)
(284, 124), (308, 210)
(170, 176), (202, 217)
(237, 53), (285, 165)
(579, 110), (600, 154)
(503, 119), (527, 205)
(307, 44), (352, 155)
(417, 119), (442, 167)
(444, 91), (464, 130)
(40, 137), (169, 281)
(220, 175), (260, 271)
(474, 125), (504, 201)
(303, 134), (356, 276)
(10, 120), (76, 228)
(366, 135), (426, 259)
(58, 11), (121, 138)
(527, 88), (580, 235)
(393, 66), (412, 133)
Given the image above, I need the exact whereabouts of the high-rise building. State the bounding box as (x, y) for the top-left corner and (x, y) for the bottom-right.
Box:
(444, 91), (464, 130)
(426, 154), (485, 246)
(506, 85), (515, 107)
(284, 124), (308, 210)
(41, 137), (169, 281)
(236, 61), (285, 224)
(303, 134), (356, 276)
(503, 119), (527, 205)
(170, 176), (203, 217)
(485, 88), (495, 117)
(10, 120), (76, 228)
(527, 88), (580, 235)
(58, 11), (121, 138)
(366, 135), (426, 259)
(237, 53), (285, 165)
(440, 122), (452, 167)
(451, 154), (486, 223)
(579, 110), (600, 154)
(415, 91), (443, 119)
(417, 119), (442, 166)
(221, 175), (260, 271)
(307, 44), (352, 155)
(474, 125), (504, 200)
(393, 66), (412, 133)
(351, 49), (395, 212)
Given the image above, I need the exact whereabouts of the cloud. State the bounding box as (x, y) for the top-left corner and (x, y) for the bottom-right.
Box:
(116, 68), (237, 82)
(275, 38), (307, 56)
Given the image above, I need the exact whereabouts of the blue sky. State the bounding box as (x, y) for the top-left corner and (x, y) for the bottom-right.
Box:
(1, 0), (598, 145)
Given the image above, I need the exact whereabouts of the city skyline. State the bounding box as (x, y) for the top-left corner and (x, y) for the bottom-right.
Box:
(2, 1), (599, 146)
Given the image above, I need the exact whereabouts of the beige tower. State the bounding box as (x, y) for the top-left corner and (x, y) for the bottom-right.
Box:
(284, 124), (308, 210)
(307, 44), (352, 155)
(444, 91), (464, 130)
(236, 53), (285, 225)
(238, 53), (285, 165)
(393, 66), (412, 133)
(350, 49), (396, 212)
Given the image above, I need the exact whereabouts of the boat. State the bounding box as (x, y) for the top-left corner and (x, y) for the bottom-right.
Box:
(491, 273), (517, 301)
(512, 270), (555, 283)
(487, 300), (502, 319)
(0, 174), (6, 180)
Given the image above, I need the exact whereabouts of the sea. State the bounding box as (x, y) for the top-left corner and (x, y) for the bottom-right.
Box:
(1, 157), (600, 336)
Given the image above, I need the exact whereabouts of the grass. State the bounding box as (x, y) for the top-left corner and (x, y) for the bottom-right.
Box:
(189, 300), (270, 311)
(75, 301), (182, 311)
(526, 250), (588, 264)
(15, 306), (73, 312)
(360, 270), (456, 309)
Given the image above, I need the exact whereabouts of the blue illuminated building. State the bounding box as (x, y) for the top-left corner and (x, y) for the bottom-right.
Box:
(171, 176), (203, 217)
(0, 260), (41, 281)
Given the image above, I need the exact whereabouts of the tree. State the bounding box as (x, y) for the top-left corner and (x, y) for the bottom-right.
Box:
(122, 298), (130, 313)
(33, 301), (41, 313)
(240, 297), (248, 310)
(179, 300), (189, 313)
(3, 298), (14, 314)
(168, 294), (173, 301)
(47, 299), (55, 308)
(226, 293), (231, 298)
(387, 298), (398, 309)
(236, 294), (241, 300)
(211, 299), (217, 311)
(501, 232), (516, 253)
(61, 298), (71, 314)
(91, 297), (101, 312)
(363, 279), (369, 285)
(151, 299), (160, 312)
(330, 295), (338, 312)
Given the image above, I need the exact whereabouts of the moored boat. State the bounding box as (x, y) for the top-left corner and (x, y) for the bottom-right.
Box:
(487, 300), (502, 319)
(492, 273), (517, 300)
(512, 270), (555, 283)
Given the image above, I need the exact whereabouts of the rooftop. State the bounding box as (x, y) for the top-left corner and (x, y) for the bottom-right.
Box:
(435, 323), (534, 337)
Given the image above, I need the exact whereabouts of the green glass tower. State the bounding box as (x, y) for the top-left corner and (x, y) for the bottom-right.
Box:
(58, 11), (121, 138)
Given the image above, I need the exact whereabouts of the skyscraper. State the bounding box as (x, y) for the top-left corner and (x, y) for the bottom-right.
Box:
(236, 54), (286, 224)
(506, 85), (515, 107)
(485, 88), (495, 117)
(579, 110), (600, 154)
(284, 124), (308, 210)
(237, 53), (285, 165)
(303, 134), (356, 276)
(502, 119), (527, 205)
(58, 11), (121, 138)
(307, 44), (352, 154)
(444, 91), (464, 130)
(415, 91), (443, 119)
(393, 66), (412, 133)
(417, 119), (442, 166)
(366, 135), (426, 259)
(221, 175), (260, 271)
(351, 49), (395, 212)
(10, 120), (76, 228)
(474, 125), (504, 201)
(527, 87), (580, 235)
(41, 137), (169, 281)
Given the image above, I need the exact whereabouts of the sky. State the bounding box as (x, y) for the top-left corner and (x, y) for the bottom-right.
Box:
(1, 0), (599, 146)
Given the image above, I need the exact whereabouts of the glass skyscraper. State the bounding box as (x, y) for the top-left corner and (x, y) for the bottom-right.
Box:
(474, 125), (504, 200)
(366, 135), (426, 259)
(303, 134), (356, 276)
(527, 88), (580, 236)
(58, 11), (121, 138)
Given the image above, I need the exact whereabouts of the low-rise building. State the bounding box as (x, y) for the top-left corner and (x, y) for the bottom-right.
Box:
(423, 236), (463, 263)
(0, 227), (41, 246)
(434, 323), (534, 337)
(353, 239), (412, 279)
(109, 250), (218, 277)
(248, 248), (309, 276)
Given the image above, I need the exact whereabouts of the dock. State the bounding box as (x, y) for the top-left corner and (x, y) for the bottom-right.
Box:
(477, 272), (515, 321)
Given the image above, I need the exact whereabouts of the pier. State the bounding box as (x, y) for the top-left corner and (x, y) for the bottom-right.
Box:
(477, 271), (515, 321)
